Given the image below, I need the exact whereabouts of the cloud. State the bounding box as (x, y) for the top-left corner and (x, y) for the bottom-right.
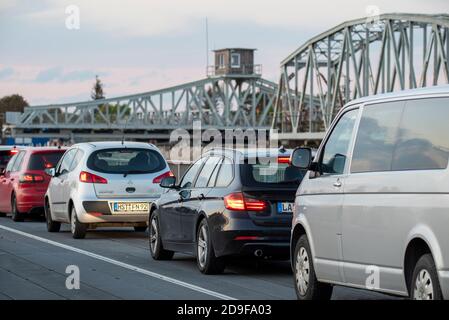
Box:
(34, 66), (106, 83)
(0, 67), (14, 80)
(35, 66), (63, 82)
(21, 0), (449, 37)
(60, 70), (107, 82)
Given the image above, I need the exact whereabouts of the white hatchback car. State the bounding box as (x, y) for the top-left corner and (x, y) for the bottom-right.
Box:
(44, 141), (172, 238)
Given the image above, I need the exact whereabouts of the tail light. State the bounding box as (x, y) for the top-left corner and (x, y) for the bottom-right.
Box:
(79, 171), (108, 184)
(224, 192), (268, 211)
(153, 171), (174, 184)
(19, 173), (45, 183)
(234, 236), (261, 241)
(10, 148), (19, 155)
(278, 156), (291, 164)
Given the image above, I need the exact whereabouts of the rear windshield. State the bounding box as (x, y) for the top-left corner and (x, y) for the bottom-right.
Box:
(0, 151), (12, 167)
(87, 148), (166, 174)
(28, 151), (65, 170)
(240, 158), (306, 187)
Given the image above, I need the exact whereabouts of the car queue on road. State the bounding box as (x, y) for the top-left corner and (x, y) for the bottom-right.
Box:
(1, 86), (449, 300)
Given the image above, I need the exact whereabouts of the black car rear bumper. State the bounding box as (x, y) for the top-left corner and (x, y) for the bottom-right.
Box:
(213, 228), (291, 258)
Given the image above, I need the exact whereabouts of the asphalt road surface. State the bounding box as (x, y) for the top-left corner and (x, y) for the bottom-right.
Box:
(0, 216), (397, 300)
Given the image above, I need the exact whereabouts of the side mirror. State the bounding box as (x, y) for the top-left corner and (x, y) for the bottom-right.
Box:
(291, 147), (312, 169)
(160, 176), (177, 188)
(44, 167), (56, 177)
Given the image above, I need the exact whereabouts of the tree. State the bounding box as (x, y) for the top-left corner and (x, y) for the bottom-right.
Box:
(91, 75), (105, 100)
(0, 94), (29, 126)
(0, 94), (29, 113)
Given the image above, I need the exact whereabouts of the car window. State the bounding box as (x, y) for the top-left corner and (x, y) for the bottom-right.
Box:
(392, 98), (449, 170)
(58, 149), (77, 175)
(195, 156), (221, 188)
(319, 108), (358, 175)
(351, 102), (404, 173)
(179, 157), (207, 189)
(69, 149), (84, 171)
(11, 151), (26, 172)
(87, 148), (165, 174)
(27, 151), (65, 170)
(241, 158), (306, 187)
(215, 157), (233, 187)
(207, 158), (223, 187)
(5, 154), (17, 173)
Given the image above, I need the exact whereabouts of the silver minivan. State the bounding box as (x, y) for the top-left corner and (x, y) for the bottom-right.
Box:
(290, 85), (449, 300)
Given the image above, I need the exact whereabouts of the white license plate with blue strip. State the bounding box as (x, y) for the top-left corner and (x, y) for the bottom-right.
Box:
(277, 202), (294, 214)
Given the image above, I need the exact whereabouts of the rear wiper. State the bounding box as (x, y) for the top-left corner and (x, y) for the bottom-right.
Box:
(123, 170), (146, 177)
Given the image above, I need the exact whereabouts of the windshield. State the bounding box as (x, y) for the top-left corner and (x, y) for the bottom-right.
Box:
(87, 148), (166, 174)
(240, 157), (306, 187)
(28, 151), (65, 170)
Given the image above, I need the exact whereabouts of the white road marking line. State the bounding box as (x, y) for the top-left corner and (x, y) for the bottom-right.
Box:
(0, 224), (236, 300)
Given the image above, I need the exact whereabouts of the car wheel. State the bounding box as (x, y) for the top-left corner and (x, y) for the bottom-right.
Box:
(149, 211), (174, 260)
(45, 200), (60, 232)
(293, 235), (333, 300)
(134, 226), (147, 232)
(411, 253), (442, 300)
(11, 194), (24, 222)
(196, 219), (225, 274)
(70, 207), (87, 239)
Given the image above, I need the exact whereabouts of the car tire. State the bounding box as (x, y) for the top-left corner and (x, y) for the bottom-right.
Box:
(293, 235), (333, 300)
(196, 219), (225, 275)
(45, 200), (60, 232)
(411, 253), (443, 300)
(149, 211), (174, 260)
(11, 194), (24, 222)
(134, 226), (147, 232)
(71, 207), (87, 239)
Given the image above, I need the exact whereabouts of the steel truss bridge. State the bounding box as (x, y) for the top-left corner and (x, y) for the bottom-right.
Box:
(272, 13), (449, 142)
(5, 13), (449, 144)
(7, 75), (277, 142)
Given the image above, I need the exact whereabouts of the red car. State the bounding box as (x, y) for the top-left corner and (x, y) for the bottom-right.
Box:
(0, 147), (66, 221)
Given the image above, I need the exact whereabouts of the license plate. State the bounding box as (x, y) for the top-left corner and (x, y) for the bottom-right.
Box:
(277, 202), (294, 214)
(111, 202), (150, 214)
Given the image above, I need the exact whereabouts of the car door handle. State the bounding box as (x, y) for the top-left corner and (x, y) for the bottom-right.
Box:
(333, 180), (342, 188)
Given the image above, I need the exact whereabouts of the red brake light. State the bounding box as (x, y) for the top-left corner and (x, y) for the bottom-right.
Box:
(79, 171), (108, 184)
(224, 192), (246, 211)
(234, 236), (261, 241)
(153, 171), (174, 184)
(19, 173), (44, 183)
(10, 148), (18, 155)
(245, 197), (268, 211)
(224, 192), (267, 211)
(278, 156), (291, 164)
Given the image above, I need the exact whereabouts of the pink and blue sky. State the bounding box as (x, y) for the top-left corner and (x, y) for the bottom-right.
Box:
(0, 0), (447, 105)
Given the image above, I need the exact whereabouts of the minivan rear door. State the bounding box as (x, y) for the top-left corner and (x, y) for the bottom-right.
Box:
(87, 148), (168, 199)
(93, 172), (165, 199)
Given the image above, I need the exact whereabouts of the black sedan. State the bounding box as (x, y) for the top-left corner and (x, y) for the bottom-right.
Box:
(148, 148), (306, 274)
